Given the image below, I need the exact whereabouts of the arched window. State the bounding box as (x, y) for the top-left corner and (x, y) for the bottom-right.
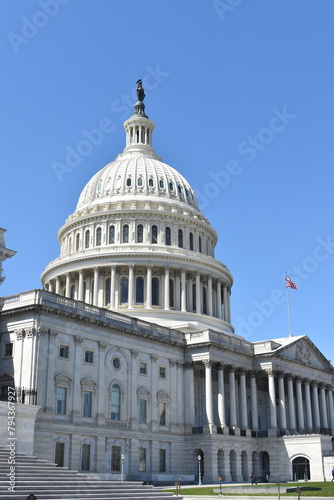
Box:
(165, 227), (171, 246)
(96, 227), (102, 246)
(198, 236), (202, 253)
(137, 177), (143, 187)
(68, 237), (72, 253)
(85, 230), (90, 249)
(148, 178), (154, 187)
(120, 277), (128, 304)
(152, 225), (158, 244)
(169, 278), (174, 308)
(122, 224), (129, 243)
(152, 277), (159, 306)
(126, 177), (132, 187)
(159, 179), (164, 189)
(192, 283), (196, 311)
(203, 287), (207, 314)
(111, 384), (121, 421)
(105, 277), (111, 306)
(178, 229), (183, 248)
(189, 232), (194, 251)
(136, 276), (144, 304)
(109, 225), (115, 244)
(76, 233), (80, 251)
(169, 181), (174, 192)
(137, 224), (143, 243)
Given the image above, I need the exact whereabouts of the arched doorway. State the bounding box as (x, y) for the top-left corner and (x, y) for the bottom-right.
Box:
(292, 456), (310, 481)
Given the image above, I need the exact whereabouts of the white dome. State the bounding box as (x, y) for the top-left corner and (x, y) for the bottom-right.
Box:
(76, 152), (199, 213)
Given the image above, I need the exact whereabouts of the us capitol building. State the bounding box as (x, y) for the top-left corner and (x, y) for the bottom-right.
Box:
(1, 82), (334, 483)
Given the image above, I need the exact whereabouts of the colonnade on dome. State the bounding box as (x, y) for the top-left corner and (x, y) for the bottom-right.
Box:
(46, 263), (232, 324)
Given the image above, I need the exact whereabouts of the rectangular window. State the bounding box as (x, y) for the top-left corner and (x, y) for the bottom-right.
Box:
(139, 362), (147, 375)
(139, 447), (146, 472)
(84, 350), (94, 364)
(59, 344), (69, 359)
(111, 445), (121, 472)
(55, 442), (65, 467)
(159, 366), (166, 379)
(139, 399), (147, 424)
(159, 401), (166, 426)
(83, 391), (92, 417)
(159, 449), (166, 473)
(81, 443), (90, 471)
(57, 387), (67, 414)
(4, 342), (13, 357)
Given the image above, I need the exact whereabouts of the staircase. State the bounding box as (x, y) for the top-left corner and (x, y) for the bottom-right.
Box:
(0, 447), (178, 500)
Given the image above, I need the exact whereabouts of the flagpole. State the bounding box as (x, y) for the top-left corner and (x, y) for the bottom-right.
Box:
(285, 273), (292, 337)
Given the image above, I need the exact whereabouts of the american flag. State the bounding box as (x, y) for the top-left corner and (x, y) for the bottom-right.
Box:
(285, 276), (297, 290)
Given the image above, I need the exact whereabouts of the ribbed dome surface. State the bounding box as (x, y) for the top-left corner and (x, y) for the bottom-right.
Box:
(76, 154), (200, 211)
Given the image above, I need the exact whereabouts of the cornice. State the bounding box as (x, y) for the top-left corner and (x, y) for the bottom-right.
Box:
(0, 303), (185, 350)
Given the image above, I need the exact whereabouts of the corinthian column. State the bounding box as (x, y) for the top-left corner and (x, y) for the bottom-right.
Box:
(296, 378), (305, 432)
(304, 379), (313, 432)
(267, 369), (277, 431)
(250, 372), (259, 432)
(287, 376), (296, 433)
(203, 360), (214, 432)
(320, 384), (328, 429)
(312, 382), (321, 431)
(278, 372), (287, 432)
(217, 364), (227, 429)
(240, 371), (248, 430)
(229, 367), (237, 428)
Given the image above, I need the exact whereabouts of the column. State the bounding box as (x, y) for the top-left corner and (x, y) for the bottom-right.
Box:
(128, 264), (134, 309)
(187, 274), (193, 311)
(55, 276), (60, 295)
(304, 379), (313, 432)
(175, 273), (180, 310)
(207, 275), (213, 316)
(296, 378), (305, 432)
(223, 285), (228, 322)
(217, 364), (227, 428)
(65, 273), (71, 298)
(278, 372), (287, 432)
(93, 267), (99, 306)
(184, 363), (195, 431)
(78, 269), (84, 302)
(312, 382), (321, 431)
(320, 385), (329, 429)
(327, 388), (334, 435)
(203, 360), (214, 431)
(229, 367), (237, 428)
(239, 371), (248, 429)
(287, 376), (296, 433)
(110, 265), (116, 308)
(146, 265), (152, 309)
(164, 267), (170, 310)
(227, 288), (231, 323)
(181, 269), (187, 312)
(195, 272), (201, 314)
(267, 369), (277, 430)
(85, 275), (92, 304)
(48, 281), (53, 293)
(250, 372), (259, 431)
(130, 350), (139, 429)
(216, 281), (222, 319)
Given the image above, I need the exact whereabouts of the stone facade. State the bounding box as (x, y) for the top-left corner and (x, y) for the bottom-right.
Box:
(0, 90), (333, 483)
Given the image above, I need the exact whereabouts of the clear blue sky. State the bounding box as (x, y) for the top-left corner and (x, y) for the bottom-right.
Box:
(1, 1), (333, 358)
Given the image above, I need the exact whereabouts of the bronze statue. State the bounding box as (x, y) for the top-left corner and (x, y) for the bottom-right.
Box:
(136, 79), (145, 102)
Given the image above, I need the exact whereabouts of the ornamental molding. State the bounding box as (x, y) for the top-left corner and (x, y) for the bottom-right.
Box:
(98, 341), (107, 351)
(74, 336), (83, 345)
(15, 329), (25, 340)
